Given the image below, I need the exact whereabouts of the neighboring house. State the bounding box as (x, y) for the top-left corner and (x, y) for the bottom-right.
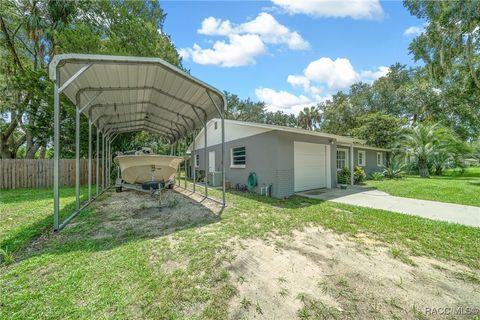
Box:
(189, 119), (388, 198)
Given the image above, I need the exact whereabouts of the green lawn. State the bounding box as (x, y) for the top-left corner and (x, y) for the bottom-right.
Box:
(366, 167), (480, 207)
(0, 186), (92, 254)
(1, 185), (479, 319)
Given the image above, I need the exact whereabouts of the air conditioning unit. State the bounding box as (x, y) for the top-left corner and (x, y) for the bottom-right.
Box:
(208, 171), (223, 187)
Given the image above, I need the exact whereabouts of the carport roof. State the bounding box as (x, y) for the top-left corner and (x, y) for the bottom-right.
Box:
(48, 54), (226, 141)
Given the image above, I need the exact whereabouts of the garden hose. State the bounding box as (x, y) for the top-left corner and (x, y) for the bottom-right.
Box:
(247, 172), (257, 191)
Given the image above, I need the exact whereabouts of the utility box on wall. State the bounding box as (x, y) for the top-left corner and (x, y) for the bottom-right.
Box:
(208, 171), (223, 187)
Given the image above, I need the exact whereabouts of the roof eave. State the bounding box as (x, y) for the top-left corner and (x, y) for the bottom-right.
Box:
(48, 53), (226, 105)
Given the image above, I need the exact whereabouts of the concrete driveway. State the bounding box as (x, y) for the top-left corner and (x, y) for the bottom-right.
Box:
(298, 186), (480, 228)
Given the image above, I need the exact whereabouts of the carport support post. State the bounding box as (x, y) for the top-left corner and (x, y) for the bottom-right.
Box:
(192, 131), (196, 192)
(104, 134), (107, 189)
(88, 120), (92, 201)
(53, 70), (60, 230)
(107, 138), (111, 187)
(102, 131), (105, 190)
(75, 104), (80, 211)
(220, 116), (225, 205)
(108, 138), (111, 187)
(350, 144), (354, 186)
(174, 142), (179, 186)
(207, 91), (226, 206)
(109, 137), (113, 186)
(96, 127), (99, 196)
(109, 137), (111, 185)
(108, 137), (112, 186)
(204, 118), (208, 197)
(105, 138), (109, 188)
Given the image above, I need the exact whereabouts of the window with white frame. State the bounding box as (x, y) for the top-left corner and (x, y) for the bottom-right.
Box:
(336, 149), (348, 170)
(358, 150), (366, 166)
(195, 154), (199, 167)
(231, 146), (246, 168)
(377, 152), (383, 166)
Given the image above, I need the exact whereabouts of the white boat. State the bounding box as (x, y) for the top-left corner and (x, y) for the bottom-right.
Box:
(114, 148), (184, 185)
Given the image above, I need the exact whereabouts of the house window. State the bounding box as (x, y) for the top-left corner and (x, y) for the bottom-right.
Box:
(195, 154), (199, 167)
(377, 152), (383, 166)
(231, 146), (246, 168)
(358, 150), (366, 166)
(336, 149), (348, 170)
(214, 121), (218, 130)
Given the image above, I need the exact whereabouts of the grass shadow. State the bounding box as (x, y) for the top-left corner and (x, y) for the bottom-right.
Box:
(0, 187), (93, 254)
(7, 189), (221, 265)
(0, 185), (98, 204)
(226, 188), (325, 208)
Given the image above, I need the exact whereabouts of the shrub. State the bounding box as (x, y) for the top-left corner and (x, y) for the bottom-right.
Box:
(370, 171), (384, 181)
(337, 167), (350, 185)
(354, 166), (366, 184)
(383, 157), (406, 179)
(0, 248), (14, 266)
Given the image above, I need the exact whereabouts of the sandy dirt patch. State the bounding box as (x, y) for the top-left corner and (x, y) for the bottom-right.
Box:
(227, 227), (480, 319)
(83, 188), (222, 239)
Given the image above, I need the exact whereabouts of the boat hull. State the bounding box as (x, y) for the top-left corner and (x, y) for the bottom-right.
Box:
(114, 155), (184, 185)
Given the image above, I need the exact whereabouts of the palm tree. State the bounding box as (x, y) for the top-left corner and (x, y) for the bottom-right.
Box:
(383, 156), (406, 179)
(298, 106), (321, 130)
(402, 123), (444, 177)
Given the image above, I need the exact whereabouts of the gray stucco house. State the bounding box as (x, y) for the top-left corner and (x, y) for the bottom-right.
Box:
(189, 119), (388, 198)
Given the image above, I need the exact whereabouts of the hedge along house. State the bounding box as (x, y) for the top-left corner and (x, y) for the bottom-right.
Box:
(189, 119), (388, 198)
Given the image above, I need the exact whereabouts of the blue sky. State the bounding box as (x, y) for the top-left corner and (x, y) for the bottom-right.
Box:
(162, 1), (425, 114)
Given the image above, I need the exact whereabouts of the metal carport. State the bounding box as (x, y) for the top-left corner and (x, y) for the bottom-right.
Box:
(48, 54), (226, 231)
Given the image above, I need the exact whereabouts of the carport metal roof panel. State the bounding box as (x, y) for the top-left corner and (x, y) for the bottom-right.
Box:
(48, 54), (226, 140)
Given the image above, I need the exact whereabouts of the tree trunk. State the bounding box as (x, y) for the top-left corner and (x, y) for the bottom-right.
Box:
(0, 15), (24, 71)
(0, 136), (14, 158)
(418, 159), (430, 178)
(26, 141), (40, 159)
(25, 121), (40, 159)
(25, 124), (35, 158)
(39, 145), (47, 159)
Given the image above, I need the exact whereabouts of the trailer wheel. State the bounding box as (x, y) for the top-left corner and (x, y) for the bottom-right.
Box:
(142, 181), (160, 190)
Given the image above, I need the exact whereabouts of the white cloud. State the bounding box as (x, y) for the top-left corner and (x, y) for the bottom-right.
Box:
(309, 86), (323, 94)
(304, 57), (360, 89)
(271, 0), (384, 20)
(287, 75), (311, 91)
(287, 75), (324, 94)
(255, 87), (311, 113)
(255, 87), (333, 114)
(314, 94), (333, 104)
(255, 58), (388, 114)
(239, 13), (310, 50)
(182, 13), (309, 67)
(198, 17), (233, 36)
(360, 66), (389, 82)
(404, 26), (423, 37)
(286, 57), (389, 93)
(198, 13), (309, 50)
(179, 34), (267, 67)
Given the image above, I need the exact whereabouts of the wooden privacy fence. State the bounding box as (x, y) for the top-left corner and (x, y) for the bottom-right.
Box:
(0, 159), (101, 189)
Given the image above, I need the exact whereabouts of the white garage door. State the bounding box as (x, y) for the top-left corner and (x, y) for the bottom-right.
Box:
(294, 141), (330, 192)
